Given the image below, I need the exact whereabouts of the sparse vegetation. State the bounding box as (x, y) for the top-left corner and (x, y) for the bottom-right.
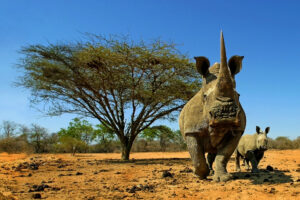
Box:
(268, 136), (300, 149)
(0, 120), (298, 154)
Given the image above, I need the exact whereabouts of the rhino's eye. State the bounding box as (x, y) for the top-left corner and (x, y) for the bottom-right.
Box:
(203, 94), (207, 100)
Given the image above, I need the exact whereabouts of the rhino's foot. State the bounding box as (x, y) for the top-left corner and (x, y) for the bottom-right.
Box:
(194, 168), (210, 179)
(193, 173), (207, 179)
(209, 169), (214, 176)
(251, 168), (259, 173)
(213, 173), (233, 182)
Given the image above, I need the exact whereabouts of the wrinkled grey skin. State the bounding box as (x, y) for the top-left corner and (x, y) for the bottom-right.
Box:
(179, 32), (246, 182)
(235, 126), (270, 173)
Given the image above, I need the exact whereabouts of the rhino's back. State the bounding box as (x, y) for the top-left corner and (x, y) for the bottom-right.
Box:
(237, 134), (257, 156)
(179, 91), (206, 137)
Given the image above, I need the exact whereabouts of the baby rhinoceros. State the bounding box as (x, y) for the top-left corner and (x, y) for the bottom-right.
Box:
(235, 126), (270, 173)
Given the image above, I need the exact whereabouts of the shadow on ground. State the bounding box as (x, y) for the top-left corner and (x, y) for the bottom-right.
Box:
(97, 157), (191, 165)
(232, 169), (293, 184)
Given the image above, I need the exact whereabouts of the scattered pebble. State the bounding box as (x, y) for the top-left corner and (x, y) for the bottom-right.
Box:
(162, 170), (173, 178)
(269, 188), (276, 194)
(32, 193), (41, 199)
(179, 167), (193, 173)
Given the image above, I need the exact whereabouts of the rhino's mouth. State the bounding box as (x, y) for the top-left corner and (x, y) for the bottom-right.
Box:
(209, 103), (240, 127)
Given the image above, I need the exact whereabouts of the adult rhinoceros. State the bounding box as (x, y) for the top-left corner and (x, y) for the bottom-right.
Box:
(179, 32), (246, 182)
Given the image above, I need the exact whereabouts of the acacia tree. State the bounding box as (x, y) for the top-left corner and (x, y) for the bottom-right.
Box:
(17, 35), (201, 160)
(1, 121), (18, 138)
(29, 124), (48, 153)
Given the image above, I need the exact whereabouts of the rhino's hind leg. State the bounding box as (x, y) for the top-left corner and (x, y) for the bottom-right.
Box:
(214, 131), (242, 182)
(207, 153), (216, 175)
(235, 150), (241, 172)
(186, 135), (209, 179)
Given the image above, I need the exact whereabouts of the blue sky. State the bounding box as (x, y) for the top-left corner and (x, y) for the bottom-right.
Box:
(0, 0), (299, 139)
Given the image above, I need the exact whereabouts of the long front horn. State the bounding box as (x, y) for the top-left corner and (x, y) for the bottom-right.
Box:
(215, 31), (235, 98)
(220, 31), (227, 70)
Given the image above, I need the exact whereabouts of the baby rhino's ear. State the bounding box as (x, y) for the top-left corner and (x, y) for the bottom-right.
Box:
(194, 56), (210, 77)
(256, 126), (261, 134)
(265, 127), (270, 134)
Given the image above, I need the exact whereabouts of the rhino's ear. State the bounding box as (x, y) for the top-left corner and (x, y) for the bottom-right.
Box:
(194, 56), (210, 77)
(228, 55), (244, 75)
(256, 126), (261, 134)
(265, 127), (270, 134)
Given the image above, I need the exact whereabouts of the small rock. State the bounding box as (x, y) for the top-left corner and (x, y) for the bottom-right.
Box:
(269, 188), (276, 194)
(142, 184), (154, 191)
(29, 163), (39, 170)
(35, 185), (45, 192)
(162, 170), (173, 178)
(128, 186), (137, 193)
(32, 193), (41, 199)
(52, 187), (61, 191)
(179, 167), (193, 173)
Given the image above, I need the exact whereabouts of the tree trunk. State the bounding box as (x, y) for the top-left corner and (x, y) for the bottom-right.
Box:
(121, 144), (131, 160)
(120, 137), (134, 161)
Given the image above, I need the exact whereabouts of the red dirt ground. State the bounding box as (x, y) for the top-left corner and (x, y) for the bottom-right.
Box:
(0, 150), (299, 200)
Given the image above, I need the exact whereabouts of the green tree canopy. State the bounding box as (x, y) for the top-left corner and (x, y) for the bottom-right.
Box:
(17, 34), (201, 160)
(57, 118), (95, 154)
(140, 125), (175, 151)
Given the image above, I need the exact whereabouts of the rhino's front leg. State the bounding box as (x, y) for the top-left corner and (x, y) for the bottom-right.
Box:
(245, 151), (259, 173)
(244, 158), (250, 171)
(186, 135), (209, 179)
(214, 131), (242, 182)
(255, 151), (264, 166)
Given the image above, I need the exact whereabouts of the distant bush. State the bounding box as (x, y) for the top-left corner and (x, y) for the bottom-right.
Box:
(268, 136), (300, 149)
(89, 141), (121, 153)
(292, 137), (300, 148)
(131, 138), (187, 152)
(0, 135), (33, 153)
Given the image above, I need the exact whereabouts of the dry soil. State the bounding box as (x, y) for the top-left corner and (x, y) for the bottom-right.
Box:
(0, 150), (299, 200)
